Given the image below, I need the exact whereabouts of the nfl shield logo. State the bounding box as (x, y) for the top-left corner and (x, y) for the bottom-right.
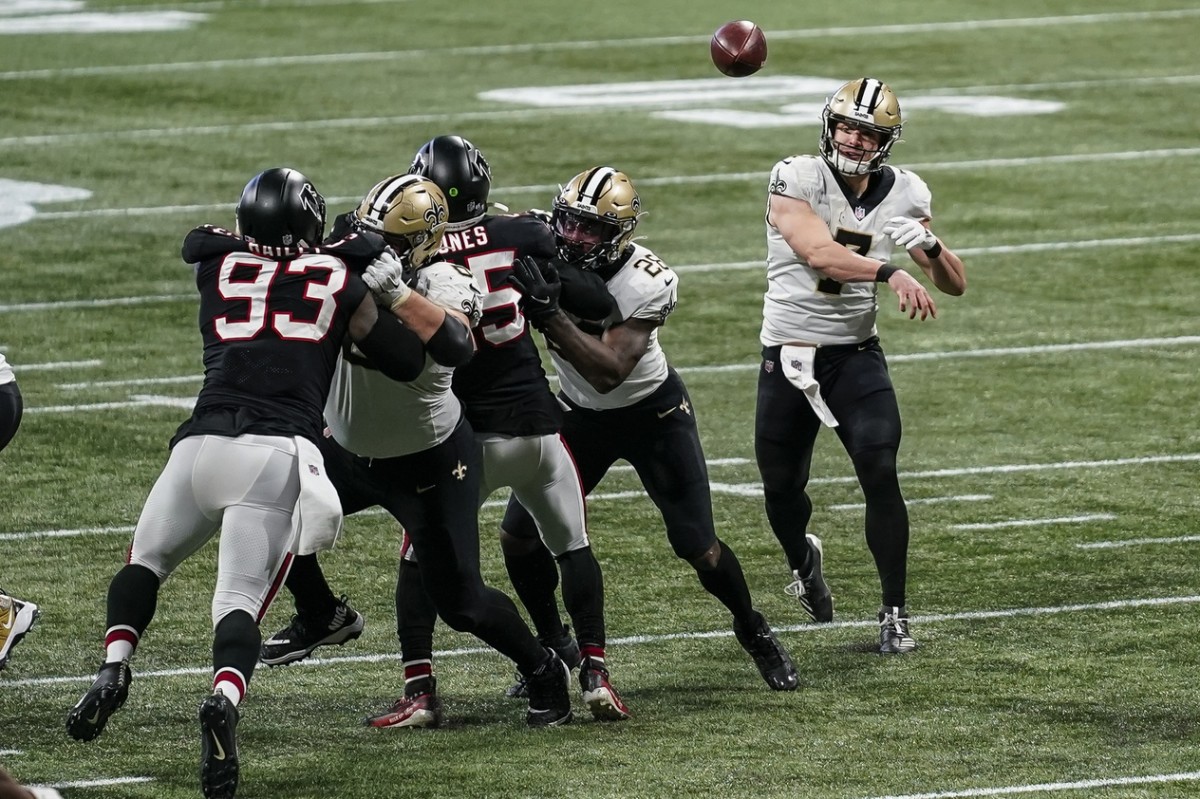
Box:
(854, 206), (866, 220)
(764, 360), (775, 373)
(309, 465), (321, 476)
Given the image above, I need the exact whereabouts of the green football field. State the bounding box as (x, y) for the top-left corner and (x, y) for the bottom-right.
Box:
(2, 1), (1199, 797)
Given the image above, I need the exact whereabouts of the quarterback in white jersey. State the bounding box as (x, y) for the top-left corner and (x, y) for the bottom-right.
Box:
(504, 166), (799, 692)
(754, 78), (966, 655)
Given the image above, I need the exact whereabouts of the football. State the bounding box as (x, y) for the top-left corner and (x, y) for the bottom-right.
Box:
(710, 19), (767, 77)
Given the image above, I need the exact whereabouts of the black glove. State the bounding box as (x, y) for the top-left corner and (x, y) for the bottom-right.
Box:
(507, 256), (562, 328)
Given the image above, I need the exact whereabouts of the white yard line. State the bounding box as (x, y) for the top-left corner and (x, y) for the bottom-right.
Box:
(951, 514), (1116, 531)
(1077, 534), (1200, 550)
(4, 455), (1193, 541)
(35, 777), (155, 790)
(865, 771), (1200, 799)
(831, 494), (992, 511)
(12, 359), (102, 372)
(2, 10), (1196, 81)
(6, 594), (1198, 688)
(0, 294), (191, 312)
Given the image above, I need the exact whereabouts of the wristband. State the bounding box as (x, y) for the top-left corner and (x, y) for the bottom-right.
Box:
(924, 240), (943, 259)
(875, 264), (899, 283)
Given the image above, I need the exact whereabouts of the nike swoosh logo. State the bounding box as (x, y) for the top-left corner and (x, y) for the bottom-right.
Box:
(656, 407), (676, 419)
(210, 731), (226, 761)
(87, 709), (101, 724)
(416, 484), (436, 494)
(0, 612), (12, 631)
(663, 278), (675, 287)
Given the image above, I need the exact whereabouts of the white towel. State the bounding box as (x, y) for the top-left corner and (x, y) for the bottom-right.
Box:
(293, 436), (344, 555)
(779, 344), (839, 428)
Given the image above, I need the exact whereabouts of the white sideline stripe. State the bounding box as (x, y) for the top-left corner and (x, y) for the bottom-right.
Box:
(0, 294), (192, 312)
(28, 334), (1200, 399)
(3, 454), (1194, 540)
(1077, 534), (1200, 550)
(951, 513), (1116, 531)
(677, 335), (1200, 375)
(831, 494), (992, 511)
(14, 359), (102, 372)
(2, 9), (1195, 81)
(866, 771), (1200, 799)
(0, 749), (21, 755)
(35, 777), (155, 790)
(21, 147), (1200, 216)
(7, 594), (1198, 689)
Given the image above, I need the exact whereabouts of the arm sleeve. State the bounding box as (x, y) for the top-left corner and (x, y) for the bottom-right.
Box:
(352, 312), (427, 382)
(558, 261), (616, 321)
(424, 313), (474, 367)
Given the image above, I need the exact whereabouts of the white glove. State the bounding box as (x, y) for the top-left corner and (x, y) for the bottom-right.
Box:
(363, 248), (413, 309)
(883, 216), (939, 251)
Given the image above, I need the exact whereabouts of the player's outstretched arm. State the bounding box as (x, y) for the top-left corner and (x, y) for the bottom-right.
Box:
(883, 216), (966, 296)
(542, 315), (655, 394)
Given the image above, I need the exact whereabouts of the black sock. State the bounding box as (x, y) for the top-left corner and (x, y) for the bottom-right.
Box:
(557, 547), (605, 647)
(501, 536), (564, 640)
(285, 553), (337, 618)
(212, 610), (260, 685)
(395, 560), (436, 663)
(106, 564), (160, 634)
(693, 539), (756, 624)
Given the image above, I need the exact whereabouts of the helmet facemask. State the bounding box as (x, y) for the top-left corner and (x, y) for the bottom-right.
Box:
(818, 77), (903, 176)
(551, 167), (641, 269)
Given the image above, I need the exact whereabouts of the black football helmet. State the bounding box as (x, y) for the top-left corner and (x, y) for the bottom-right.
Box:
(408, 135), (491, 225)
(235, 167), (326, 247)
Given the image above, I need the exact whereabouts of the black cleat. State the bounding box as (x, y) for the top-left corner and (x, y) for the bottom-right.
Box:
(734, 613), (799, 691)
(199, 692), (240, 799)
(878, 605), (917, 654)
(260, 596), (364, 666)
(66, 660), (132, 741)
(506, 625), (581, 699)
(524, 649), (573, 727)
(784, 533), (834, 623)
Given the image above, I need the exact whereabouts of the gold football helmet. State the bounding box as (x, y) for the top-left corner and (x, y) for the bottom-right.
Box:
(551, 167), (642, 269)
(820, 77), (903, 176)
(354, 174), (449, 267)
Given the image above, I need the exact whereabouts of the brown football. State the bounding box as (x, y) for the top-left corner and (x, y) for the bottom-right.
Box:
(710, 19), (767, 78)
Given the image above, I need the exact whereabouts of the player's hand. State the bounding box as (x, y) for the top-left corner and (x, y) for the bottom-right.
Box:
(883, 216), (939, 251)
(507, 255), (561, 327)
(884, 269), (938, 321)
(364, 248), (414, 309)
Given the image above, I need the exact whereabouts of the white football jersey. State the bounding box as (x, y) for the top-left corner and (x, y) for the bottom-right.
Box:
(325, 260), (483, 458)
(761, 155), (932, 346)
(553, 243), (676, 410)
(0, 352), (12, 385)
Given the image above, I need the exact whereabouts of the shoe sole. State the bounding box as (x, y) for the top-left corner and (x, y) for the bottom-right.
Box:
(0, 605), (39, 671)
(260, 615), (365, 667)
(199, 700), (238, 799)
(66, 681), (128, 742)
(365, 708), (442, 729)
(583, 688), (630, 721)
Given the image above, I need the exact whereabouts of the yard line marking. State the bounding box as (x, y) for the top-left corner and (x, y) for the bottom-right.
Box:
(0, 749), (21, 756)
(2, 10), (1196, 81)
(831, 494), (992, 511)
(3, 455), (1193, 541)
(866, 770), (1200, 799)
(677, 335), (1200, 374)
(36, 777), (155, 790)
(14, 359), (102, 372)
(57, 375), (201, 390)
(951, 513), (1116, 531)
(0, 294), (192, 312)
(7, 594), (1199, 688)
(1077, 534), (1200, 550)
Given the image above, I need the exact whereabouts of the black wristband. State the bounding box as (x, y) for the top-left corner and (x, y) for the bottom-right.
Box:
(924, 240), (943, 259)
(875, 264), (900, 283)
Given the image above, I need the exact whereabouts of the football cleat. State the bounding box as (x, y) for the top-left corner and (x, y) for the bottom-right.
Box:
(364, 678), (443, 729)
(783, 534), (834, 623)
(0, 591), (40, 671)
(260, 596), (363, 666)
(733, 613), (799, 691)
(524, 650), (573, 727)
(506, 625), (581, 699)
(199, 691), (239, 799)
(66, 660), (132, 742)
(878, 606), (918, 654)
(579, 658), (630, 721)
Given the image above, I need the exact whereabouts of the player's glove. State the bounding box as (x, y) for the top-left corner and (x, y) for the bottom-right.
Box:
(883, 216), (939, 251)
(363, 248), (414, 310)
(507, 255), (561, 328)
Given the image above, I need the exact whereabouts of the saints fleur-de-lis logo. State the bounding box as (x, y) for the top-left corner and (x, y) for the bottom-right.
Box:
(452, 461), (468, 481)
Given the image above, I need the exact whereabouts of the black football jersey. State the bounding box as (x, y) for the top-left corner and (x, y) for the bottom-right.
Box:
(171, 225), (374, 446)
(439, 214), (564, 436)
